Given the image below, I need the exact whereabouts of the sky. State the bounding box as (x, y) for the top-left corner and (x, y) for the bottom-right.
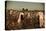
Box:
(6, 1), (44, 10)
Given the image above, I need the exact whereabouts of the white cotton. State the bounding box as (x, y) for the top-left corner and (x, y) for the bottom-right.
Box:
(17, 12), (24, 24)
(28, 13), (30, 17)
(38, 12), (44, 27)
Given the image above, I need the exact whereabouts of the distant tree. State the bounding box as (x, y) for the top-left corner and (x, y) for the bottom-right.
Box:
(22, 8), (28, 11)
(26, 8), (28, 11)
(22, 8), (25, 11)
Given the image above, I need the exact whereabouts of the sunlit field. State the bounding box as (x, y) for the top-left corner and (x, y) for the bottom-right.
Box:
(5, 1), (45, 30)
